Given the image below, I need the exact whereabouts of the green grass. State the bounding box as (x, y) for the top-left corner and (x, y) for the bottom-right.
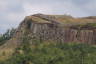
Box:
(31, 16), (50, 23)
(1, 42), (96, 64)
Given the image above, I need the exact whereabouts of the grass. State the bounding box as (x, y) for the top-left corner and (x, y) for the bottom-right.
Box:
(25, 14), (96, 27)
(31, 16), (51, 23)
(0, 48), (14, 61)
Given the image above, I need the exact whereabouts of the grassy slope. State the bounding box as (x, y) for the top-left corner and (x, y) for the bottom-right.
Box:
(0, 42), (96, 64)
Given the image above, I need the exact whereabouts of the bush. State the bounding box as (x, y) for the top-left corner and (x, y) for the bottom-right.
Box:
(1, 42), (96, 64)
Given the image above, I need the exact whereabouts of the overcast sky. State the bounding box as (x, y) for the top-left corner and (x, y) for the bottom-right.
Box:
(0, 0), (96, 33)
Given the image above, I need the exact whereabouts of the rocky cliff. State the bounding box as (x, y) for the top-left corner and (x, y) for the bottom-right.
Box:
(2, 14), (96, 49)
(15, 14), (96, 44)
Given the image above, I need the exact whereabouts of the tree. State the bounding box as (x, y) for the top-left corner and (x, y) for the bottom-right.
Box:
(0, 28), (16, 45)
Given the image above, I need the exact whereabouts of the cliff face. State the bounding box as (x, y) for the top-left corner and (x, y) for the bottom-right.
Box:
(14, 14), (96, 45)
(2, 14), (96, 49)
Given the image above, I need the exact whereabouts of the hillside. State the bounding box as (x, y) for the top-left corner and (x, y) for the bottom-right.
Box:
(1, 14), (96, 52)
(1, 14), (96, 64)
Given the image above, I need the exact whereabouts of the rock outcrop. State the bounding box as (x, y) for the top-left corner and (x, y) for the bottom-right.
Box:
(2, 14), (96, 49)
(16, 14), (96, 44)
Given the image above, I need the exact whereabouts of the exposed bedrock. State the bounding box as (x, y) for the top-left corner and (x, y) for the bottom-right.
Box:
(18, 14), (96, 44)
(5, 14), (96, 46)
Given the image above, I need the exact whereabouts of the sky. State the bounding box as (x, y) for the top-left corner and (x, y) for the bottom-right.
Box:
(0, 0), (96, 33)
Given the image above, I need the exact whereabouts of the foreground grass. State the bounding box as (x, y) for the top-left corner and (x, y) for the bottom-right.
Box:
(0, 42), (96, 64)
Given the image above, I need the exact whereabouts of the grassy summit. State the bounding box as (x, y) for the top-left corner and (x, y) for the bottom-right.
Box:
(26, 14), (96, 26)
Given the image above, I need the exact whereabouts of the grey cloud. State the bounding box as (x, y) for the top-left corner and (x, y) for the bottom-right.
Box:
(0, 0), (96, 33)
(71, 0), (91, 5)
